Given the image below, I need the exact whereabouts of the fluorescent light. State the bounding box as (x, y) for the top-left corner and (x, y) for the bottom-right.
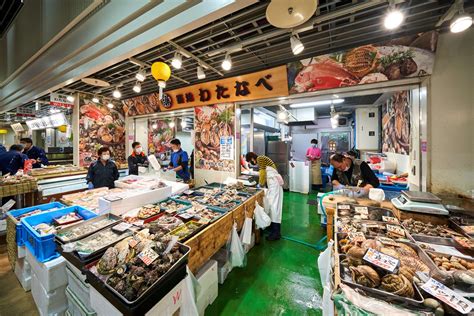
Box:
(197, 66), (206, 79)
(331, 117), (338, 129)
(107, 102), (114, 109)
(135, 69), (146, 82)
(450, 14), (472, 33)
(112, 89), (121, 99)
(169, 121), (175, 128)
(290, 99), (344, 108)
(290, 35), (304, 55)
(133, 82), (141, 93)
(171, 52), (182, 69)
(181, 120), (187, 128)
(384, 9), (404, 30)
(35, 102), (40, 111)
(222, 53), (232, 71)
(66, 95), (75, 102)
(92, 96), (99, 103)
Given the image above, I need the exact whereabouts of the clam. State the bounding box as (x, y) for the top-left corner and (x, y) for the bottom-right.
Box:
(350, 265), (380, 288)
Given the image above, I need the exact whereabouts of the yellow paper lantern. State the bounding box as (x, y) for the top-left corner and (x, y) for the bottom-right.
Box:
(0, 129), (7, 134)
(57, 125), (67, 133)
(151, 62), (171, 88)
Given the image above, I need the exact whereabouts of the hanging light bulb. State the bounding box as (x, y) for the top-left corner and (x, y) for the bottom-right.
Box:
(171, 52), (182, 69)
(92, 96), (99, 103)
(107, 102), (114, 109)
(112, 88), (121, 99)
(169, 121), (176, 128)
(152, 122), (158, 129)
(384, 9), (404, 30)
(450, 13), (472, 33)
(35, 101), (40, 111)
(197, 66), (206, 79)
(222, 53), (232, 71)
(66, 95), (75, 102)
(133, 82), (141, 93)
(290, 35), (304, 55)
(181, 120), (187, 129)
(135, 68), (146, 82)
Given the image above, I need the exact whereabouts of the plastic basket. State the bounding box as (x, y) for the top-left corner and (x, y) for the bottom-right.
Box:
(7, 202), (65, 246)
(22, 206), (96, 263)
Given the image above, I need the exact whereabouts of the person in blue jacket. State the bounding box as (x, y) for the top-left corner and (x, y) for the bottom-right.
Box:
(0, 144), (26, 175)
(86, 147), (119, 189)
(20, 138), (49, 168)
(168, 139), (190, 182)
(0, 143), (6, 154)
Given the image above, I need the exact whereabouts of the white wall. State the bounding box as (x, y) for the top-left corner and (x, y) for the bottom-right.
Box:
(0, 127), (16, 148)
(430, 29), (474, 196)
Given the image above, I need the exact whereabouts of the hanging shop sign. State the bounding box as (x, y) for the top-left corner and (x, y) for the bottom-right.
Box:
(288, 31), (438, 94)
(50, 92), (74, 108)
(159, 66), (288, 111)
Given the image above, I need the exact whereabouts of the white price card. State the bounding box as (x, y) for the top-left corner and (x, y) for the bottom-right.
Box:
(382, 216), (399, 224)
(421, 278), (473, 314)
(138, 247), (159, 266)
(376, 236), (399, 247)
(354, 206), (368, 214)
(386, 224), (405, 237)
(338, 204), (351, 210)
(363, 248), (400, 273)
(112, 222), (132, 232)
(348, 232), (366, 242)
(1, 199), (16, 213)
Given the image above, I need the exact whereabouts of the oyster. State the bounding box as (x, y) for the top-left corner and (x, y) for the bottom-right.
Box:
(97, 247), (119, 275)
(381, 274), (414, 298)
(350, 265), (380, 288)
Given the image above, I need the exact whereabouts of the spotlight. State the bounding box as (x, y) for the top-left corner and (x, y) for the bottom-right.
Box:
(112, 89), (121, 99)
(135, 68), (146, 82)
(197, 66), (206, 79)
(290, 35), (304, 55)
(384, 9), (404, 30)
(450, 13), (472, 33)
(171, 52), (182, 69)
(133, 82), (141, 93)
(222, 53), (232, 71)
(92, 96), (99, 103)
(66, 95), (75, 102)
(152, 122), (158, 129)
(181, 120), (187, 129)
(107, 102), (114, 109)
(169, 121), (175, 128)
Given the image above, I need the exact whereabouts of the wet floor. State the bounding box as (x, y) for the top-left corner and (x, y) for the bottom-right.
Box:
(206, 191), (325, 316)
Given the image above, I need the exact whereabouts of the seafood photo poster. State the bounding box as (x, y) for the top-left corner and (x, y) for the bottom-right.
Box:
(147, 119), (175, 156)
(79, 95), (126, 166)
(382, 90), (410, 155)
(122, 92), (161, 116)
(288, 31), (438, 94)
(194, 103), (235, 172)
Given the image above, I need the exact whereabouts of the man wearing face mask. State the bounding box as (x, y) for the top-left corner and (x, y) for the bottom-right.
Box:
(86, 147), (119, 189)
(330, 153), (379, 197)
(128, 142), (149, 175)
(168, 139), (190, 182)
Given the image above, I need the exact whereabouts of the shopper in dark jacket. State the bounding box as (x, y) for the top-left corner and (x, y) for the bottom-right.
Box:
(86, 147), (119, 189)
(0, 144), (6, 154)
(0, 144), (26, 175)
(20, 137), (49, 168)
(128, 142), (148, 175)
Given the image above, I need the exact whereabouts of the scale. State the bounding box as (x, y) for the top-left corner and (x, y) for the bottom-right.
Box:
(391, 191), (449, 215)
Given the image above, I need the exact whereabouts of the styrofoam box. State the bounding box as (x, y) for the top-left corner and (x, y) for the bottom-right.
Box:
(66, 266), (92, 310)
(26, 247), (67, 292)
(66, 261), (87, 283)
(98, 185), (172, 216)
(89, 286), (121, 316)
(195, 260), (218, 316)
(14, 257), (32, 291)
(217, 261), (232, 285)
(65, 287), (96, 316)
(18, 245), (26, 258)
(145, 278), (185, 316)
(31, 272), (68, 316)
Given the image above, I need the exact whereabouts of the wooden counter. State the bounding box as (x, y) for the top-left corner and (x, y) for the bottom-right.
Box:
(185, 190), (264, 273)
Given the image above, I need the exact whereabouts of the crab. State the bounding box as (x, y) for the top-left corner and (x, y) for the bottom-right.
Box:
(97, 247), (119, 275)
(350, 265), (380, 288)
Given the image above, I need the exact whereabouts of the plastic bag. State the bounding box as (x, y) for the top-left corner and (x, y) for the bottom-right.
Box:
(240, 217), (253, 245)
(254, 201), (271, 229)
(318, 240), (334, 316)
(228, 223), (246, 268)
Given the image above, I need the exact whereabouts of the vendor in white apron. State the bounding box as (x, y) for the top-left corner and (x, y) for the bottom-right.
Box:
(306, 139), (322, 190)
(245, 152), (284, 241)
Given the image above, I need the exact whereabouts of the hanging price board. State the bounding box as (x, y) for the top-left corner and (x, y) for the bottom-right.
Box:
(421, 278), (473, 314)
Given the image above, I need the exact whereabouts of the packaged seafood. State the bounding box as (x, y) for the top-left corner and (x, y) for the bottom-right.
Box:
(151, 215), (183, 231)
(54, 212), (83, 226)
(194, 209), (223, 223)
(170, 221), (204, 241)
(137, 204), (162, 220)
(56, 214), (122, 243)
(74, 228), (131, 257)
(159, 199), (190, 214)
(337, 204), (396, 222)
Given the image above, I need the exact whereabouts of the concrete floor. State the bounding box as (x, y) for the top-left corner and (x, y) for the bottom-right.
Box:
(0, 191), (325, 316)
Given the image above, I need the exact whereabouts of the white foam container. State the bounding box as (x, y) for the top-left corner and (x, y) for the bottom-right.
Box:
(65, 286), (96, 316)
(31, 272), (68, 316)
(66, 266), (91, 310)
(26, 247), (67, 292)
(18, 244), (27, 258)
(217, 261), (232, 285)
(14, 257), (31, 291)
(144, 278), (186, 316)
(89, 286), (122, 316)
(195, 260), (218, 316)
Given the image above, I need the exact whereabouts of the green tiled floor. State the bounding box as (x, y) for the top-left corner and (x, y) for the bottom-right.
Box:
(206, 191), (326, 316)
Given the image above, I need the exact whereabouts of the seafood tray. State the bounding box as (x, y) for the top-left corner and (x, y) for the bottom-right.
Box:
(158, 199), (191, 214)
(55, 214), (122, 244)
(73, 227), (132, 258)
(85, 241), (189, 315)
(450, 217), (474, 237)
(147, 214), (184, 231)
(336, 219), (408, 239)
(171, 191), (205, 203)
(425, 251), (474, 292)
(337, 204), (397, 222)
(169, 221), (205, 242)
(339, 254), (425, 306)
(401, 218), (469, 245)
(193, 208), (225, 224)
(137, 204), (163, 220)
(194, 186), (224, 196)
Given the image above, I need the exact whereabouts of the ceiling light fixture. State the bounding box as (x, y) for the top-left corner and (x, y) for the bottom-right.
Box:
(222, 53), (232, 71)
(92, 96), (99, 103)
(171, 52), (182, 69)
(278, 111), (288, 120)
(169, 121), (176, 128)
(35, 101), (40, 111)
(135, 68), (146, 82)
(112, 88), (121, 99)
(290, 99), (345, 108)
(133, 82), (142, 93)
(181, 120), (187, 129)
(66, 95), (75, 102)
(290, 34), (304, 55)
(197, 66), (206, 79)
(107, 102), (114, 109)
(450, 13), (472, 33)
(152, 122), (158, 129)
(384, 8), (404, 30)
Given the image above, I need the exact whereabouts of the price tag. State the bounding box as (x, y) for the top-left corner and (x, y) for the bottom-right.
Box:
(179, 213), (194, 220)
(354, 207), (368, 214)
(183, 190), (195, 195)
(382, 216), (399, 224)
(348, 232), (366, 242)
(363, 248), (400, 273)
(128, 235), (142, 248)
(376, 236), (399, 247)
(364, 223), (380, 229)
(386, 224), (405, 237)
(338, 204), (351, 210)
(138, 247), (159, 266)
(104, 195), (123, 202)
(421, 278), (473, 314)
(112, 222), (132, 233)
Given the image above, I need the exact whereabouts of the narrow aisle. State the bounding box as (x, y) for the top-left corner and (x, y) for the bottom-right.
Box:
(206, 192), (325, 316)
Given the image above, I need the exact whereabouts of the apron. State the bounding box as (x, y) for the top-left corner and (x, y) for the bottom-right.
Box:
(311, 160), (322, 185)
(265, 166), (283, 224)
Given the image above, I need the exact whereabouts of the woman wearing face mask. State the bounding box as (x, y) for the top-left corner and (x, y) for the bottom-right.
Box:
(330, 153), (379, 197)
(167, 139), (190, 182)
(306, 139), (322, 190)
(86, 147), (119, 189)
(128, 142), (149, 175)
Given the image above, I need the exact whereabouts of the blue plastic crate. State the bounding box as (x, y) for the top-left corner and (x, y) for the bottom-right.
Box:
(21, 206), (97, 263)
(7, 202), (66, 246)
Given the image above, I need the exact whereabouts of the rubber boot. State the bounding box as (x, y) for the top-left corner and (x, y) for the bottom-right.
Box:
(266, 222), (281, 241)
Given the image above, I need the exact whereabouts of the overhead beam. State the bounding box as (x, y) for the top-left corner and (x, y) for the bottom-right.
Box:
(168, 40), (224, 76)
